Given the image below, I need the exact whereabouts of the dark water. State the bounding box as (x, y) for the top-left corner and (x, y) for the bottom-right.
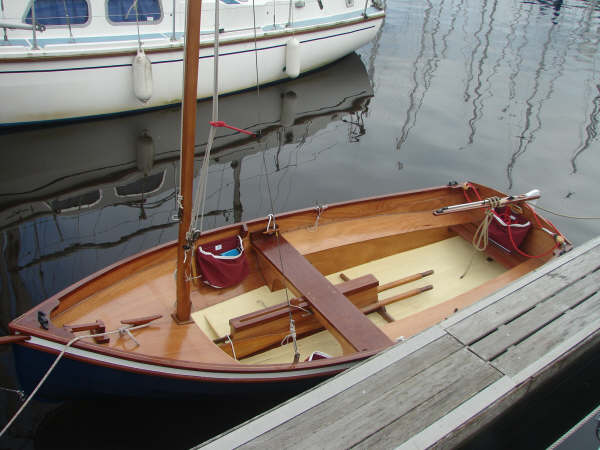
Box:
(1, 0), (600, 448)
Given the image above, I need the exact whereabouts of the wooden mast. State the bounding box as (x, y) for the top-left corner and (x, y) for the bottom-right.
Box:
(174, 0), (203, 323)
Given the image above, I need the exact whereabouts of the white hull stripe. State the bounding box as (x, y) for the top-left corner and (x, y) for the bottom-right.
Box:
(26, 336), (355, 381)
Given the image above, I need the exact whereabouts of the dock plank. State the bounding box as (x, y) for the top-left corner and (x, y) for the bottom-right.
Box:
(354, 351), (500, 449)
(471, 269), (600, 361)
(447, 245), (600, 345)
(492, 291), (600, 375)
(241, 345), (501, 450)
(239, 335), (464, 449)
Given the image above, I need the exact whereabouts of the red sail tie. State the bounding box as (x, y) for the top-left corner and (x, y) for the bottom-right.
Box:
(209, 121), (255, 136)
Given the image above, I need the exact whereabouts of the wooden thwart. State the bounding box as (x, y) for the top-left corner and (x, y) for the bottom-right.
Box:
(251, 232), (393, 353)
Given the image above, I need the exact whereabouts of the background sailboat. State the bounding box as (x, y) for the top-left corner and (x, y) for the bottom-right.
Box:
(0, 0), (384, 126)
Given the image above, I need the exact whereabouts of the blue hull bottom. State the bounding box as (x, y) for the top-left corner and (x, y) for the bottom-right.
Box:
(13, 344), (329, 402)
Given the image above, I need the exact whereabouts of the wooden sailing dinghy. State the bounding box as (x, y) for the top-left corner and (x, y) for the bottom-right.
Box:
(2, 0), (568, 403)
(5, 181), (568, 400)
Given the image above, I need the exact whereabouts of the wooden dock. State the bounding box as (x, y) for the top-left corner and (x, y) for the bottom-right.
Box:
(198, 237), (600, 449)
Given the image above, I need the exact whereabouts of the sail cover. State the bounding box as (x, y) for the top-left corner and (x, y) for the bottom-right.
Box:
(196, 236), (249, 288)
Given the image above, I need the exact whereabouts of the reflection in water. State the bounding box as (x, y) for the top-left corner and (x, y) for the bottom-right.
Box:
(387, 0), (599, 239)
(571, 85), (600, 173)
(467, 0), (497, 145)
(464, 0), (490, 106)
(396, 0), (438, 150)
(484, 2), (524, 101)
(537, 0), (564, 23)
(366, 0), (386, 87)
(506, 5), (532, 110)
(570, 1), (600, 173)
(440, 0), (463, 59)
(507, 14), (562, 188)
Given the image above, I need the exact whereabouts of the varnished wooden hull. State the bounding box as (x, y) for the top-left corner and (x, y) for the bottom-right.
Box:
(7, 182), (567, 399)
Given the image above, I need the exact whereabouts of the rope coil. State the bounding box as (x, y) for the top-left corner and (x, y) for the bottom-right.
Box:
(472, 196), (502, 252)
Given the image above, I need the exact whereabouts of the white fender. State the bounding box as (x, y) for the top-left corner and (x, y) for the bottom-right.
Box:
(280, 90), (298, 128)
(136, 130), (155, 175)
(285, 38), (301, 79)
(132, 48), (153, 103)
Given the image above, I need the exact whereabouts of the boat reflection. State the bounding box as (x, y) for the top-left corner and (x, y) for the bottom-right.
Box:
(0, 53), (373, 231)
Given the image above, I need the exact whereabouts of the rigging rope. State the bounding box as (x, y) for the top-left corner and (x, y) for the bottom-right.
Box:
(261, 152), (300, 364)
(226, 334), (237, 360)
(126, 0), (143, 50)
(252, 0), (260, 97)
(61, 0), (74, 41)
(251, 0), (263, 138)
(287, 0), (293, 27)
(528, 204), (600, 221)
(189, 0), (221, 239)
(256, 4), (303, 358)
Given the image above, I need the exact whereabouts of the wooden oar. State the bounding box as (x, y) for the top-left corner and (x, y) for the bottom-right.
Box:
(338, 270), (434, 322)
(339, 269), (434, 291)
(377, 270), (434, 293)
(361, 285), (433, 315)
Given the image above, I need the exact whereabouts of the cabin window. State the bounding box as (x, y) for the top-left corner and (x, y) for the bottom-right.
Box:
(24, 0), (89, 26)
(107, 0), (162, 24)
(50, 190), (102, 212)
(114, 171), (165, 197)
